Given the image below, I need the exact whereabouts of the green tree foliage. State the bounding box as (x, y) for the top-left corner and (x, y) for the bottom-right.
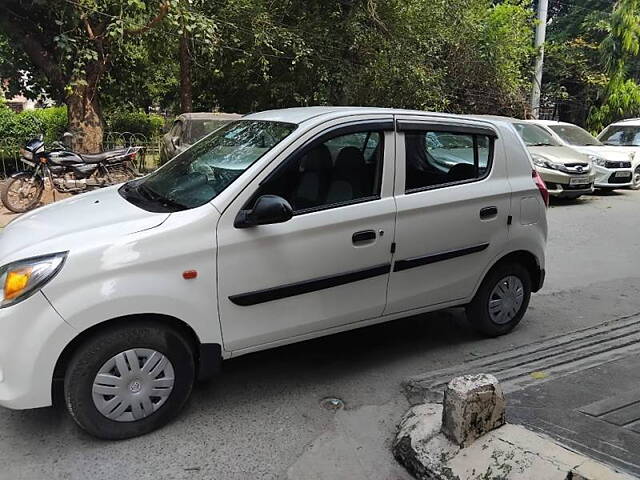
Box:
(1, 0), (536, 141)
(589, 0), (640, 130)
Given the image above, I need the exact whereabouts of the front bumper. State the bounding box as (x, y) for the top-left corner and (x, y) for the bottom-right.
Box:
(0, 293), (76, 409)
(593, 166), (633, 188)
(537, 168), (595, 197)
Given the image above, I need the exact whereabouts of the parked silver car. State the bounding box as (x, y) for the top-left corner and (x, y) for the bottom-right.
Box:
(160, 112), (242, 163)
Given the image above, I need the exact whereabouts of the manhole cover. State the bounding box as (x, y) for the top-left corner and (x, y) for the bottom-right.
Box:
(320, 397), (344, 411)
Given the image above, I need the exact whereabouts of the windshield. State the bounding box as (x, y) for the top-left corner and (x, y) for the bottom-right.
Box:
(547, 124), (601, 146)
(598, 125), (640, 146)
(513, 123), (560, 147)
(125, 120), (296, 211)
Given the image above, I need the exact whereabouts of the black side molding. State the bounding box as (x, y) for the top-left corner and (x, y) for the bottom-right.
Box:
(229, 264), (392, 306)
(393, 243), (489, 272)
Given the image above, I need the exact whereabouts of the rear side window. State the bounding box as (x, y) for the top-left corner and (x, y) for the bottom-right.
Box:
(405, 130), (494, 192)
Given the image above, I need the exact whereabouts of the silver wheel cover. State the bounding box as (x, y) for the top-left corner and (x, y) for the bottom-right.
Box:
(488, 275), (524, 325)
(92, 348), (175, 422)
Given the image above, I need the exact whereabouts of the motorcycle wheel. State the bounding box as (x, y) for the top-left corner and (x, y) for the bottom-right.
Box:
(1, 173), (45, 213)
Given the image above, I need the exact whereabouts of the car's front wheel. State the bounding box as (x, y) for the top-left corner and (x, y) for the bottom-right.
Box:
(632, 166), (640, 190)
(64, 322), (195, 440)
(466, 262), (532, 337)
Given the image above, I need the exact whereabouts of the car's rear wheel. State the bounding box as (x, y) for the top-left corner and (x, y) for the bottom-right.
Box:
(64, 322), (195, 440)
(466, 262), (531, 337)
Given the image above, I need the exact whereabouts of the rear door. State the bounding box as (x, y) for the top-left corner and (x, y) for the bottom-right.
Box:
(385, 116), (511, 315)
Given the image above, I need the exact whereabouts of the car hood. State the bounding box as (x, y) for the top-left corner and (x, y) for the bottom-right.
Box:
(571, 145), (636, 161)
(0, 186), (170, 263)
(527, 146), (589, 164)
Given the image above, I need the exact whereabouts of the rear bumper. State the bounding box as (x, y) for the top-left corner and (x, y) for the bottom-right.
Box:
(0, 293), (76, 409)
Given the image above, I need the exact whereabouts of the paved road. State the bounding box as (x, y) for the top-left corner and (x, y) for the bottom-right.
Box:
(1, 190), (639, 480)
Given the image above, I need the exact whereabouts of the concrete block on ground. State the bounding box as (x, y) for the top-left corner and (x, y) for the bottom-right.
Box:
(441, 373), (505, 447)
(393, 403), (635, 480)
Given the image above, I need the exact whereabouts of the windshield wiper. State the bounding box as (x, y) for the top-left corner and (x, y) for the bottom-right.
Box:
(137, 183), (187, 211)
(529, 142), (553, 146)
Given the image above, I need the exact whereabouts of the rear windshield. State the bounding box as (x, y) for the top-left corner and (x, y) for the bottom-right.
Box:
(188, 119), (232, 143)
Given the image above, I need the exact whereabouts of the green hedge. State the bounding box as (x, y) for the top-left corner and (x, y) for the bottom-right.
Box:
(105, 111), (164, 139)
(0, 103), (163, 146)
(0, 104), (68, 144)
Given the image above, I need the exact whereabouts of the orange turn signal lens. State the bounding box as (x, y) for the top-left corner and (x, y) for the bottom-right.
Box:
(4, 268), (32, 300)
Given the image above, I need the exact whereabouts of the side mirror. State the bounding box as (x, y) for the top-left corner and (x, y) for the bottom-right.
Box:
(234, 195), (293, 228)
(172, 136), (181, 148)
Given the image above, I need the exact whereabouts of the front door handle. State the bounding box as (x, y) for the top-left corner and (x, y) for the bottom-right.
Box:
(480, 206), (498, 219)
(352, 230), (376, 245)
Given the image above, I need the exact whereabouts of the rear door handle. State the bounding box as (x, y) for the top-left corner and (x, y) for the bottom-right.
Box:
(480, 206), (498, 219)
(352, 230), (376, 245)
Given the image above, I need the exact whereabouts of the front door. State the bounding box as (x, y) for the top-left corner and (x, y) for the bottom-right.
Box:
(385, 116), (511, 315)
(217, 119), (396, 351)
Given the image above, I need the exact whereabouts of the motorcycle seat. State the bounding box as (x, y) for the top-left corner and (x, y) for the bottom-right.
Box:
(80, 148), (130, 163)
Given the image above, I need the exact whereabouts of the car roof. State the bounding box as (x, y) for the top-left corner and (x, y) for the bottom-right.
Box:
(180, 112), (243, 121)
(608, 118), (640, 126)
(525, 119), (577, 127)
(242, 106), (513, 129)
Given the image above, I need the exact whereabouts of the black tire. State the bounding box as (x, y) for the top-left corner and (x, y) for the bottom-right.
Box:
(466, 262), (532, 337)
(1, 172), (44, 213)
(64, 322), (195, 440)
(631, 166), (640, 190)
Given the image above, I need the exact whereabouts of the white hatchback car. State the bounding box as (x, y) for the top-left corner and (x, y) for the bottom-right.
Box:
(529, 120), (637, 190)
(0, 107), (547, 439)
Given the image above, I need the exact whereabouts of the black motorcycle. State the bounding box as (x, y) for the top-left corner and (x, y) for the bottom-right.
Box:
(1, 137), (141, 213)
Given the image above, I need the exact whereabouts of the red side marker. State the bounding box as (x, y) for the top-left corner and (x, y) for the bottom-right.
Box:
(182, 270), (198, 280)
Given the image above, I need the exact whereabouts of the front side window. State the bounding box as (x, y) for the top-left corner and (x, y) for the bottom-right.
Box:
(124, 120), (296, 211)
(252, 129), (385, 213)
(547, 124), (601, 146)
(513, 123), (560, 147)
(598, 125), (640, 146)
(405, 130), (493, 191)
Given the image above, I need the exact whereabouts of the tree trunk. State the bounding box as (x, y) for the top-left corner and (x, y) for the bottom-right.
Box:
(67, 74), (104, 154)
(179, 32), (193, 113)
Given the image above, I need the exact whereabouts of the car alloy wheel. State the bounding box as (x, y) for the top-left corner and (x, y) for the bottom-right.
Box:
(92, 348), (175, 422)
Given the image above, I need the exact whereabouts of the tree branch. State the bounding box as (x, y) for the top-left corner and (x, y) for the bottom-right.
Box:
(125, 2), (170, 36)
(0, 8), (66, 95)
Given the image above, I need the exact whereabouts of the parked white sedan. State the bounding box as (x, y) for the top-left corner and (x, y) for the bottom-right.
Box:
(598, 118), (640, 189)
(528, 120), (637, 190)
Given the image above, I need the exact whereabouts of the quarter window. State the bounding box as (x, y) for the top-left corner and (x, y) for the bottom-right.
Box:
(405, 130), (493, 192)
(253, 130), (385, 213)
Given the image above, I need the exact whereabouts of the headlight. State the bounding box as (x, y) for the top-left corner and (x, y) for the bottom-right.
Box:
(531, 154), (561, 170)
(0, 252), (67, 308)
(588, 155), (606, 167)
